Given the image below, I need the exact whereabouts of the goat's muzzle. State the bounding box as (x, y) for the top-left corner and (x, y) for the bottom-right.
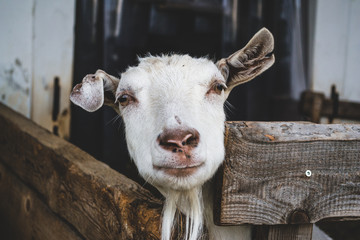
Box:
(155, 128), (202, 177)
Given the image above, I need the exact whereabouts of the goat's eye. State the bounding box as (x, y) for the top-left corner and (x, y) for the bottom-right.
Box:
(208, 82), (227, 95)
(215, 83), (225, 92)
(117, 94), (133, 107)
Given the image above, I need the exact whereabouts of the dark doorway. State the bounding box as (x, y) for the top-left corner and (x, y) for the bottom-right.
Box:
(70, 0), (309, 182)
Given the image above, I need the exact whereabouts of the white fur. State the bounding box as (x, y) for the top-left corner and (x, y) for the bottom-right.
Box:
(118, 55), (227, 240)
(119, 55), (226, 191)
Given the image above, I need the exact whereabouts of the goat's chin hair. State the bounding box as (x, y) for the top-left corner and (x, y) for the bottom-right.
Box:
(161, 187), (204, 240)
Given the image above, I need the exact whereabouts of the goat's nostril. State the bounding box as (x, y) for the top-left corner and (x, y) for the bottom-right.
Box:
(172, 148), (183, 153)
(182, 133), (195, 146)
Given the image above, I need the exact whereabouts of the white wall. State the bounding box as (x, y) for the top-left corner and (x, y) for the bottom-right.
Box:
(312, 0), (360, 102)
(0, 0), (75, 139)
(0, 0), (34, 117)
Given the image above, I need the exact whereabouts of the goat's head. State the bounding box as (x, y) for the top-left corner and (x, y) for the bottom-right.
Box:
(70, 28), (274, 239)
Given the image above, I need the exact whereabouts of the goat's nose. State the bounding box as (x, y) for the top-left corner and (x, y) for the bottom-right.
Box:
(157, 128), (200, 152)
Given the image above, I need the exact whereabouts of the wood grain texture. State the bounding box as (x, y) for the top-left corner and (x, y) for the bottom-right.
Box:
(215, 121), (360, 226)
(253, 224), (313, 240)
(0, 161), (83, 240)
(0, 103), (162, 240)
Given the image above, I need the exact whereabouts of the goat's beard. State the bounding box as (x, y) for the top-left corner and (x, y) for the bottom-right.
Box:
(160, 186), (204, 240)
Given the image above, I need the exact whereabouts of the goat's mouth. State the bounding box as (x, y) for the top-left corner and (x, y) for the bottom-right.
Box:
(153, 162), (204, 177)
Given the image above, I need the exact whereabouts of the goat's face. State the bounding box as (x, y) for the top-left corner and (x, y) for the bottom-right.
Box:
(117, 55), (228, 190)
(70, 28), (275, 192)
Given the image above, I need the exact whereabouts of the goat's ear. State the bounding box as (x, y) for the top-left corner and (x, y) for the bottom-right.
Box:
(216, 28), (275, 94)
(70, 69), (120, 113)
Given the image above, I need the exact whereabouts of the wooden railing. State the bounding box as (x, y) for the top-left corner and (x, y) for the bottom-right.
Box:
(216, 121), (360, 239)
(0, 104), (161, 240)
(1, 103), (359, 239)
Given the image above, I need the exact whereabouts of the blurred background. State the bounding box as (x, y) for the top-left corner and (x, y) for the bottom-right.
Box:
(3, 0), (359, 179)
(1, 0), (360, 239)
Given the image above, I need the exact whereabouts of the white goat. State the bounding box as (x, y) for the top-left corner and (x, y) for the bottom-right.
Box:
(71, 28), (274, 240)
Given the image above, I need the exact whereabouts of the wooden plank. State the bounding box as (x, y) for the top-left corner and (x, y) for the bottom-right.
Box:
(266, 224), (312, 240)
(300, 91), (325, 123)
(0, 161), (83, 240)
(253, 224), (313, 240)
(215, 121), (360, 226)
(0, 103), (162, 240)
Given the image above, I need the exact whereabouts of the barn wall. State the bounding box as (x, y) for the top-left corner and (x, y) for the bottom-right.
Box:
(0, 0), (75, 139)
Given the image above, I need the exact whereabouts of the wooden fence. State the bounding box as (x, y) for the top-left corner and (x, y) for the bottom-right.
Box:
(1, 103), (359, 239)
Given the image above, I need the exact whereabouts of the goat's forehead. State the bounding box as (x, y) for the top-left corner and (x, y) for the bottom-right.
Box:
(138, 54), (215, 70)
(119, 55), (222, 90)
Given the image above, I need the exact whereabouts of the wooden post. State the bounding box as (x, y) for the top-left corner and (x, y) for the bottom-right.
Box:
(253, 224), (313, 240)
(215, 121), (360, 239)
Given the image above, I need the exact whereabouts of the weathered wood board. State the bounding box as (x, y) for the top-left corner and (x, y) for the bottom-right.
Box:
(0, 161), (83, 240)
(253, 224), (313, 240)
(215, 121), (360, 226)
(0, 103), (162, 240)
